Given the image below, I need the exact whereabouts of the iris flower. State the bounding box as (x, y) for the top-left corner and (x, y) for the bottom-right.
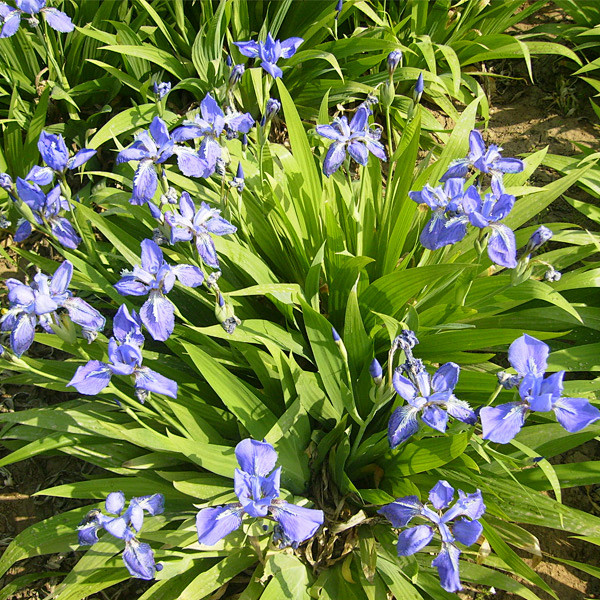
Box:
(379, 480), (485, 593)
(78, 491), (164, 580)
(172, 93), (254, 178)
(164, 192), (236, 268)
(196, 439), (324, 548)
(68, 304), (177, 401)
(14, 178), (81, 248)
(409, 178), (470, 250)
(441, 130), (524, 187)
(0, 0), (74, 38)
(234, 33), (303, 79)
(388, 361), (477, 448)
(462, 180), (517, 268)
(24, 131), (96, 186)
(114, 239), (204, 341)
(1, 261), (105, 356)
(316, 104), (386, 177)
(116, 117), (174, 205)
(481, 334), (600, 443)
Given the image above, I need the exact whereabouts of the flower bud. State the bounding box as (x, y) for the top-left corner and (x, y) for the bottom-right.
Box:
(525, 225), (553, 254)
(413, 73), (424, 104)
(335, 0), (343, 19)
(230, 162), (245, 193)
(497, 371), (520, 390)
(215, 293), (241, 334)
(153, 81), (171, 99)
(387, 50), (402, 77)
(369, 358), (383, 384)
(544, 267), (562, 282)
(229, 64), (245, 88)
(261, 98), (281, 126)
(0, 173), (13, 191)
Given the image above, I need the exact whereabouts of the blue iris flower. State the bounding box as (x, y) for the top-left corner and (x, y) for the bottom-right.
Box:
(388, 330), (476, 447)
(114, 239), (204, 341)
(13, 178), (81, 249)
(68, 304), (178, 401)
(316, 104), (387, 177)
(441, 130), (524, 188)
(23, 131), (96, 186)
(78, 491), (164, 580)
(196, 439), (324, 548)
(462, 179), (517, 268)
(0, 261), (105, 356)
(409, 178), (471, 250)
(172, 93), (254, 179)
(379, 480), (485, 593)
(164, 191), (237, 268)
(0, 0), (74, 38)
(481, 334), (600, 443)
(116, 117), (175, 205)
(234, 33), (303, 79)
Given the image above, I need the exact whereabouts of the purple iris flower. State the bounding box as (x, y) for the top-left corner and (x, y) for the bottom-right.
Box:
(172, 94), (254, 178)
(78, 491), (164, 580)
(116, 117), (175, 205)
(0, 0), (74, 38)
(409, 178), (470, 250)
(441, 130), (524, 187)
(14, 178), (81, 248)
(234, 33), (303, 79)
(164, 192), (236, 268)
(316, 105), (387, 177)
(461, 180), (515, 266)
(196, 439), (324, 548)
(379, 481), (485, 593)
(114, 239), (204, 341)
(388, 361), (477, 448)
(0, 261), (105, 356)
(462, 179), (517, 268)
(27, 131), (96, 185)
(481, 334), (600, 443)
(68, 304), (177, 401)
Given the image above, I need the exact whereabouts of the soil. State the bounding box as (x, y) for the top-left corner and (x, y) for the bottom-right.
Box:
(2, 2), (600, 599)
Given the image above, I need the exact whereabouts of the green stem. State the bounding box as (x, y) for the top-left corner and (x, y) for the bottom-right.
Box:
(486, 384), (504, 407)
(385, 107), (393, 162)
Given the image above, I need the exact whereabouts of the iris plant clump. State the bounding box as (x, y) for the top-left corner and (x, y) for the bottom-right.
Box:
(196, 439), (324, 548)
(78, 491), (164, 580)
(379, 481), (485, 593)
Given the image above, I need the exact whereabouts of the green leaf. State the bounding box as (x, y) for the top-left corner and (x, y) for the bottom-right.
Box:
(262, 554), (313, 599)
(383, 434), (469, 477)
(179, 549), (256, 600)
(181, 342), (278, 439)
(481, 519), (558, 599)
(101, 44), (190, 79)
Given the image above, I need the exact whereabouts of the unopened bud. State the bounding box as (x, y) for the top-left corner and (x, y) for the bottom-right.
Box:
(369, 358), (383, 384)
(387, 50), (402, 77)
